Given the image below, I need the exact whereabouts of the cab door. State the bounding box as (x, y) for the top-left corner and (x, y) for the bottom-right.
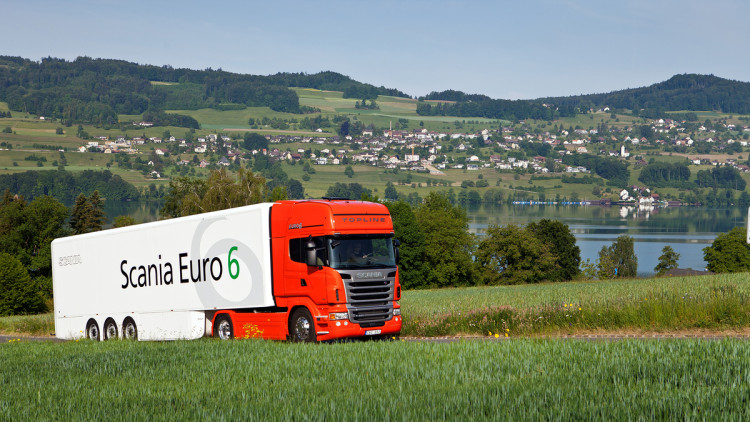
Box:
(284, 236), (328, 303)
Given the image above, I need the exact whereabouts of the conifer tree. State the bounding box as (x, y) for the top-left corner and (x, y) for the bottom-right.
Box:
(70, 190), (106, 234)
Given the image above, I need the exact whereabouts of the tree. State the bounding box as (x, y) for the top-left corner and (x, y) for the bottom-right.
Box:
(385, 201), (426, 289)
(69, 190), (105, 235)
(654, 245), (680, 276)
(475, 224), (555, 284)
(414, 192), (475, 287)
(325, 183), (371, 200)
(88, 190), (105, 229)
(384, 182), (399, 201)
(269, 186), (287, 202)
(703, 227), (750, 273)
(0, 193), (69, 298)
(338, 120), (350, 137)
(285, 179), (305, 199)
(0, 252), (47, 315)
(597, 235), (638, 279)
(527, 219), (581, 281)
(167, 168), (267, 217)
(243, 132), (268, 151)
(344, 165), (354, 178)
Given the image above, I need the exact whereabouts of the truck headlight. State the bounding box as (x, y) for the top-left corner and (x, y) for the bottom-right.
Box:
(329, 312), (349, 321)
(393, 308), (401, 316)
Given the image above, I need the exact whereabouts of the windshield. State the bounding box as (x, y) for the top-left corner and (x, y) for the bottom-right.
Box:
(328, 236), (396, 269)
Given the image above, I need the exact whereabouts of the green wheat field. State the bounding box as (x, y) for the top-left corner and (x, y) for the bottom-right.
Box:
(1, 338), (748, 420)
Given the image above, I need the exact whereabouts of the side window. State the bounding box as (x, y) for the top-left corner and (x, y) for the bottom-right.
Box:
(289, 238), (304, 263)
(289, 236), (328, 265)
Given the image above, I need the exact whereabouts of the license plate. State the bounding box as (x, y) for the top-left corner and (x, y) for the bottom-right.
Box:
(365, 329), (382, 336)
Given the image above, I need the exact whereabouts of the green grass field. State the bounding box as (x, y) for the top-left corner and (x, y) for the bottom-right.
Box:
(401, 272), (750, 337)
(1, 338), (748, 420)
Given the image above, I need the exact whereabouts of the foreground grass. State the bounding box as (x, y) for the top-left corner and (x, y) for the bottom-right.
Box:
(401, 273), (750, 337)
(1, 339), (748, 420)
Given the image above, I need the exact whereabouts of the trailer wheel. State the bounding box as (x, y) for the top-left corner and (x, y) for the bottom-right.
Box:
(122, 318), (138, 340)
(86, 319), (100, 341)
(103, 319), (118, 340)
(289, 308), (317, 342)
(214, 314), (234, 340)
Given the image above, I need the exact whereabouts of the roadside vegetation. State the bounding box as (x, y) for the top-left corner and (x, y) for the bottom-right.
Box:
(2, 338), (749, 419)
(3, 272), (749, 338)
(402, 272), (750, 337)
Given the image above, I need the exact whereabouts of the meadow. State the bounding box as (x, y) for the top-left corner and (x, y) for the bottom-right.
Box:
(1, 338), (748, 420)
(401, 272), (750, 337)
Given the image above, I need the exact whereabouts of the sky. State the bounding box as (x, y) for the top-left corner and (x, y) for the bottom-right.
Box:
(4, 0), (750, 100)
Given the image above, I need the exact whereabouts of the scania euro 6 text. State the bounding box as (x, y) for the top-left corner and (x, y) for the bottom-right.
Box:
(51, 199), (402, 341)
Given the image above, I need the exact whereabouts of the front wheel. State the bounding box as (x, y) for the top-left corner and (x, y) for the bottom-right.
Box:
(289, 308), (317, 342)
(122, 318), (138, 340)
(213, 314), (234, 340)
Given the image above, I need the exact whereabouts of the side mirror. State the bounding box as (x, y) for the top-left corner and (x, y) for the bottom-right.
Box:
(305, 240), (317, 267)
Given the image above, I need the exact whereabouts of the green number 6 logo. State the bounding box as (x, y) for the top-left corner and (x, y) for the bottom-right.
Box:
(228, 246), (240, 279)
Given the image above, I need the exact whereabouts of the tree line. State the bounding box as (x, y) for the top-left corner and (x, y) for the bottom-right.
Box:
(0, 169), (140, 202)
(141, 110), (199, 129)
(416, 96), (557, 121)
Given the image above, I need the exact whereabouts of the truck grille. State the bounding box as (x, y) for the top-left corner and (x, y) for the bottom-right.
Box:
(341, 272), (395, 327)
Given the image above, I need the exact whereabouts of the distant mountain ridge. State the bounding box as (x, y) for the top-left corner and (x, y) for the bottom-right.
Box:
(541, 74), (750, 115)
(0, 55), (408, 125)
(1, 54), (748, 124)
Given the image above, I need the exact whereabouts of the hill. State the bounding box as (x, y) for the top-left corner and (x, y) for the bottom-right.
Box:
(541, 73), (750, 116)
(0, 56), (408, 126)
(416, 74), (750, 121)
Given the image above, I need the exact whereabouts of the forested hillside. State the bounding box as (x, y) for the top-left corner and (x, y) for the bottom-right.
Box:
(2, 55), (750, 126)
(542, 74), (750, 116)
(417, 90), (559, 121)
(418, 74), (750, 121)
(0, 56), (407, 126)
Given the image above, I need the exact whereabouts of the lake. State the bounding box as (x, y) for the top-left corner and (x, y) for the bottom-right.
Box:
(466, 204), (746, 277)
(102, 201), (743, 278)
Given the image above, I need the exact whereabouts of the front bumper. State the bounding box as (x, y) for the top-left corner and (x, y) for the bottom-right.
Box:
(314, 314), (402, 341)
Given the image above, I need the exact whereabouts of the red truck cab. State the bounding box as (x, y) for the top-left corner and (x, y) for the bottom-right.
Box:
(214, 199), (402, 341)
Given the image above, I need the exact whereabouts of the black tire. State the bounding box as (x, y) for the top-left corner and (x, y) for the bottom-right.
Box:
(86, 319), (100, 341)
(122, 318), (138, 340)
(213, 314), (234, 340)
(103, 319), (118, 340)
(289, 308), (317, 342)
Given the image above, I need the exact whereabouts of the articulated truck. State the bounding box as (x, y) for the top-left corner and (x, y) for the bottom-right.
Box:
(51, 199), (402, 342)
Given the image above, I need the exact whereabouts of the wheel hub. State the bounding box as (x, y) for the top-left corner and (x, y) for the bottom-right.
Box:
(295, 317), (311, 340)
